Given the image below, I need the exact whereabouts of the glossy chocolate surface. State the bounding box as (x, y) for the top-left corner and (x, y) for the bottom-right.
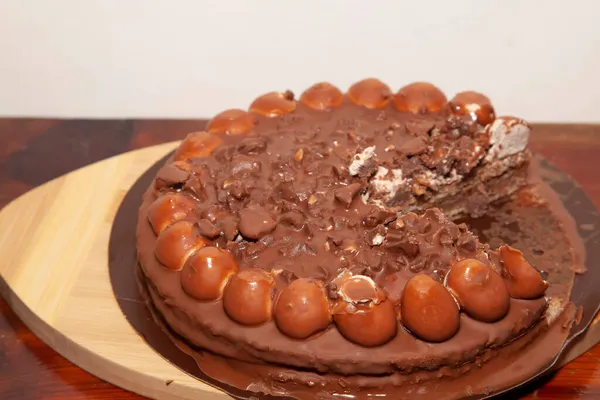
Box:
(112, 150), (599, 399)
(127, 81), (596, 398)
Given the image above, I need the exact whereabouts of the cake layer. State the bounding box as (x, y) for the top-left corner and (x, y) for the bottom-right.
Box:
(419, 152), (529, 218)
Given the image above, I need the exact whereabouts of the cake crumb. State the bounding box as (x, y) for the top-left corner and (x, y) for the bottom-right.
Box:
(349, 146), (376, 176)
(372, 233), (385, 246)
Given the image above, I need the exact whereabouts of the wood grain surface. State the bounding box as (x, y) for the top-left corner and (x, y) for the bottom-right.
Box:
(0, 119), (599, 399)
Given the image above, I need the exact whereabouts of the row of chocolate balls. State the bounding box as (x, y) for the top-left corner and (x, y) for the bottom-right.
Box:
(148, 193), (548, 347)
(170, 80), (497, 163)
(203, 79), (497, 137)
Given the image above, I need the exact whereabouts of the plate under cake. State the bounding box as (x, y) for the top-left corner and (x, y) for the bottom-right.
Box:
(136, 79), (563, 399)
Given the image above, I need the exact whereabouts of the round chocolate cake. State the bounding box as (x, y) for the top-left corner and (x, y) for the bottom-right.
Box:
(136, 80), (568, 399)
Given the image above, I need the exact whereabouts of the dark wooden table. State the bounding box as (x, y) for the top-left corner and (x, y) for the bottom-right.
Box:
(0, 119), (599, 399)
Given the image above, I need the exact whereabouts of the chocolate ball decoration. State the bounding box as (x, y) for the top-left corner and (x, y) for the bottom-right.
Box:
(223, 268), (275, 325)
(348, 78), (392, 109)
(154, 220), (207, 271)
(174, 131), (223, 161)
(250, 91), (296, 117)
(300, 82), (344, 111)
(499, 245), (548, 299)
(449, 91), (496, 126)
(206, 109), (257, 135)
(274, 278), (332, 339)
(401, 274), (460, 342)
(393, 82), (448, 114)
(333, 275), (398, 347)
(181, 247), (238, 301)
(445, 259), (510, 322)
(147, 193), (196, 235)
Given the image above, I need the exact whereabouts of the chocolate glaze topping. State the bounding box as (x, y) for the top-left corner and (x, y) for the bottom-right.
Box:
(136, 80), (557, 398)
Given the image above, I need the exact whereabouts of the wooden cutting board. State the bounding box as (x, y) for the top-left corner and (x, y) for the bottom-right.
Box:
(0, 142), (597, 400)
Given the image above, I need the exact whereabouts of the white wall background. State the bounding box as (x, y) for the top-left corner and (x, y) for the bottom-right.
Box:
(1, 0), (599, 121)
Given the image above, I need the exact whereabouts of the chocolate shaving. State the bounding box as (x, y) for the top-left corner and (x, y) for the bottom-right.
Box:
(334, 183), (363, 208)
(196, 219), (221, 239)
(154, 163), (190, 192)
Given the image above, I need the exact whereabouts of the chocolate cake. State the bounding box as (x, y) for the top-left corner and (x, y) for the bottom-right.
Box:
(136, 80), (561, 399)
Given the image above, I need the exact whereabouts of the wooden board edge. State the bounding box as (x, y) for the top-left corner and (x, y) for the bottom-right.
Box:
(0, 141), (228, 399)
(0, 276), (226, 400)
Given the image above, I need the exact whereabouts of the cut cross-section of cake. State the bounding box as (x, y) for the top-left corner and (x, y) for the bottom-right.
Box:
(355, 114), (531, 218)
(348, 86), (531, 218)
